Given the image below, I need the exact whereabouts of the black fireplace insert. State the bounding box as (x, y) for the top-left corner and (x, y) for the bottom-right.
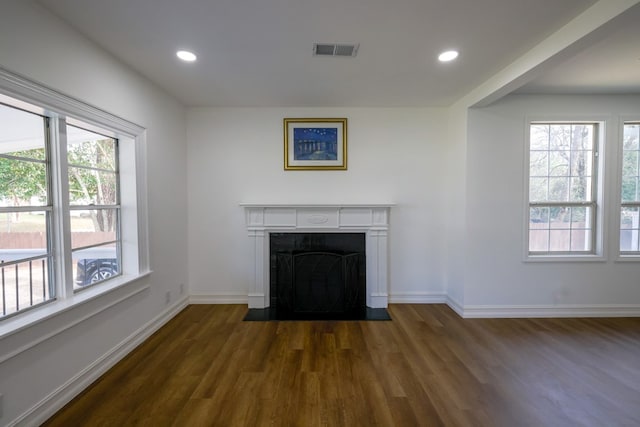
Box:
(270, 233), (365, 319)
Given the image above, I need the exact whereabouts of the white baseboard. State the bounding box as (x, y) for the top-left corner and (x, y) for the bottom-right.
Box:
(459, 304), (640, 318)
(11, 296), (189, 427)
(389, 291), (447, 304)
(368, 293), (389, 308)
(445, 296), (464, 317)
(189, 292), (248, 304)
(247, 293), (267, 309)
(388, 294), (640, 319)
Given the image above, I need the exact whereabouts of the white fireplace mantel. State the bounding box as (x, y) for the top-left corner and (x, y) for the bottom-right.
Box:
(240, 203), (393, 309)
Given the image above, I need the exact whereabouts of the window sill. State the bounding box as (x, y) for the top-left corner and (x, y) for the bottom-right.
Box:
(524, 254), (606, 263)
(615, 255), (640, 263)
(0, 271), (151, 342)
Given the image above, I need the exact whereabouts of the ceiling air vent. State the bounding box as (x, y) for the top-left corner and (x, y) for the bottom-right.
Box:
(313, 43), (359, 57)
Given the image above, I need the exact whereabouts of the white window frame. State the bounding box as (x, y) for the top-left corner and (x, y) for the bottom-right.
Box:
(524, 118), (606, 262)
(64, 122), (122, 290)
(0, 67), (149, 329)
(617, 119), (640, 260)
(0, 108), (54, 317)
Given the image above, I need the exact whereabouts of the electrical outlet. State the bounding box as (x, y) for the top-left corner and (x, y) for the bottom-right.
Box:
(165, 290), (171, 304)
(179, 283), (185, 295)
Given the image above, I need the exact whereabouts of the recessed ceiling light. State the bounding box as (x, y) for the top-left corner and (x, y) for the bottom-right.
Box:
(176, 50), (197, 62)
(438, 50), (459, 62)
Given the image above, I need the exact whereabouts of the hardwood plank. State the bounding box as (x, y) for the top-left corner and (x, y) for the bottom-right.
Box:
(44, 304), (640, 427)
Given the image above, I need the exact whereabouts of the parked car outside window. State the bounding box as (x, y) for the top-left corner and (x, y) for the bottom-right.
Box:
(75, 258), (119, 287)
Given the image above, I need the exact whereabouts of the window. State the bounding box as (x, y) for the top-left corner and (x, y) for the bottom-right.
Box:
(527, 123), (599, 255)
(620, 122), (640, 254)
(0, 72), (146, 321)
(67, 125), (121, 288)
(0, 104), (54, 316)
(1, 102), (123, 319)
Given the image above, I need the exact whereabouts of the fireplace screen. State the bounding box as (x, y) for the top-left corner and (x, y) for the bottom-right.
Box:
(270, 233), (365, 319)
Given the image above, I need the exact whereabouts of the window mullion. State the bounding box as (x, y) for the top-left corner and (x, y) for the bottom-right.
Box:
(49, 117), (74, 297)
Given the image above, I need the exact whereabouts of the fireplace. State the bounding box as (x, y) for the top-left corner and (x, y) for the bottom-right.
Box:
(241, 204), (392, 309)
(270, 233), (366, 319)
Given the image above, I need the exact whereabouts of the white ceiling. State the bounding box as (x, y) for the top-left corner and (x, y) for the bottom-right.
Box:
(36, 0), (639, 107)
(517, 2), (640, 95)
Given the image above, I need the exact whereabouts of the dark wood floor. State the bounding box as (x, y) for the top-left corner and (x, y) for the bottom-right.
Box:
(44, 304), (640, 427)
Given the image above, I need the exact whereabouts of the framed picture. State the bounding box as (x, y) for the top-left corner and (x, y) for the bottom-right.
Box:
(284, 118), (347, 170)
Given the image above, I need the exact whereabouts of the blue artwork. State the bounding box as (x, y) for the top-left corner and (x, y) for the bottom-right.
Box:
(293, 128), (338, 160)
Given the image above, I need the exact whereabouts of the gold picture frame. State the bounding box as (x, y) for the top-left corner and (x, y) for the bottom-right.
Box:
(284, 118), (347, 170)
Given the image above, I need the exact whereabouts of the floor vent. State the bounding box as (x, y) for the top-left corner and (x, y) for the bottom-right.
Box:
(313, 43), (359, 57)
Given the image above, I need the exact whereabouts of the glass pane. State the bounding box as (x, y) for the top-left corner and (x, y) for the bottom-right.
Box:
(548, 151), (569, 176)
(570, 207), (592, 251)
(621, 149), (639, 203)
(570, 207), (588, 229)
(529, 177), (548, 202)
(548, 177), (569, 201)
(548, 125), (570, 151)
(571, 124), (593, 150)
(68, 167), (117, 206)
(529, 151), (548, 176)
(70, 209), (118, 249)
(529, 230), (549, 252)
(1, 257), (52, 318)
(549, 230), (571, 251)
(570, 150), (592, 178)
(529, 207), (549, 252)
(549, 207), (570, 229)
(0, 211), (47, 260)
(529, 207), (549, 226)
(623, 124), (639, 150)
(569, 176), (591, 202)
(67, 126), (117, 171)
(570, 229), (591, 251)
(530, 125), (549, 150)
(622, 177), (638, 203)
(620, 207), (640, 252)
(73, 245), (119, 288)
(0, 159), (48, 206)
(620, 229), (635, 252)
(622, 151), (638, 177)
(0, 104), (46, 159)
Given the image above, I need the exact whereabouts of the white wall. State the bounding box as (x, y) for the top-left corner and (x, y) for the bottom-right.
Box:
(0, 1), (188, 424)
(443, 103), (468, 312)
(465, 94), (640, 311)
(187, 107), (449, 303)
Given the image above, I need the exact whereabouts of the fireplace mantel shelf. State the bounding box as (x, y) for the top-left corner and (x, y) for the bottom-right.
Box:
(241, 203), (392, 309)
